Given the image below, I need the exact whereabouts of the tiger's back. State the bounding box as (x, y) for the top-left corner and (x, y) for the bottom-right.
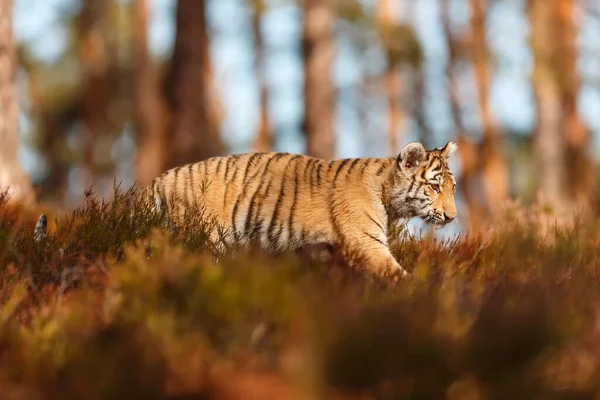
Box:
(148, 152), (395, 253)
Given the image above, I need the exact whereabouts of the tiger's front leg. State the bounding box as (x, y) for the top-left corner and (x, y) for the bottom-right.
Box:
(339, 231), (410, 281)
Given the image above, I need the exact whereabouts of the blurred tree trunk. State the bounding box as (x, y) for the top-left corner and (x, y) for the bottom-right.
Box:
(469, 0), (509, 221)
(377, 0), (403, 155)
(133, 0), (167, 186)
(441, 0), (482, 226)
(528, 0), (566, 209)
(25, 72), (69, 204)
(0, 0), (34, 205)
(406, 0), (430, 148)
(203, 17), (225, 152)
(79, 0), (110, 189)
(556, 0), (592, 211)
(251, 0), (273, 152)
(302, 0), (335, 159)
(413, 70), (430, 147)
(165, 0), (223, 168)
(440, 0), (464, 136)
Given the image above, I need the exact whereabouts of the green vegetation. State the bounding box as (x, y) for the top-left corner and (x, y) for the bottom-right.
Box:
(1, 189), (600, 399)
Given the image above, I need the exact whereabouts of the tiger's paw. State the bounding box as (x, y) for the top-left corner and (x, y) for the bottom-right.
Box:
(387, 267), (411, 284)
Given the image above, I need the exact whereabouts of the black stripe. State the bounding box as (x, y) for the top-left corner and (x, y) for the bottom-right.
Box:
(150, 180), (157, 203)
(224, 159), (242, 208)
(230, 159), (241, 185)
(243, 156), (281, 237)
(299, 227), (306, 245)
(308, 160), (317, 187)
(165, 172), (176, 207)
(188, 164), (196, 203)
(252, 176), (275, 238)
(174, 166), (182, 195)
(229, 155), (260, 239)
(407, 180), (416, 195)
(245, 154), (272, 185)
(364, 232), (386, 246)
(359, 159), (372, 176)
(328, 160), (336, 171)
(252, 153), (293, 235)
(307, 160), (318, 196)
(215, 157), (225, 176)
(381, 181), (391, 224)
(223, 156), (234, 181)
(267, 155), (300, 243)
(244, 183), (264, 238)
(315, 163), (323, 187)
(288, 161), (301, 243)
(231, 197), (241, 244)
(376, 162), (387, 176)
(304, 158), (316, 183)
(346, 158), (361, 176)
(258, 153), (287, 182)
(198, 161), (206, 190)
(333, 159), (351, 183)
(329, 196), (344, 237)
(275, 222), (285, 249)
(157, 182), (168, 213)
(232, 189), (245, 239)
(365, 212), (385, 232)
(183, 167), (189, 208)
(249, 155), (288, 238)
(243, 153), (264, 184)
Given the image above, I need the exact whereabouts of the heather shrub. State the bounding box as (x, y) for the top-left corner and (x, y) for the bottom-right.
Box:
(1, 188), (600, 399)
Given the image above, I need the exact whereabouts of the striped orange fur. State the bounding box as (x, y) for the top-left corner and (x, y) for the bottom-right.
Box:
(144, 141), (458, 279)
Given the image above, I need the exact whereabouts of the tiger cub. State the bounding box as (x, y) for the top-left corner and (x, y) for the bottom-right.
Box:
(145, 141), (458, 279)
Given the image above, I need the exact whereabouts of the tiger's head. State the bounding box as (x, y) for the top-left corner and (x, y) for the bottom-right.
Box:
(389, 141), (458, 228)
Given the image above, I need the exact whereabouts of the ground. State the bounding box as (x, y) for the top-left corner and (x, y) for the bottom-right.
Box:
(1, 187), (600, 399)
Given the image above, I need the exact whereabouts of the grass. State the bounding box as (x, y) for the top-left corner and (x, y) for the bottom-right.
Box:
(1, 187), (600, 399)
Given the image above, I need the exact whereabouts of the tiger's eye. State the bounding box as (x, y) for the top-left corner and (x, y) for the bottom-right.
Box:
(431, 184), (441, 193)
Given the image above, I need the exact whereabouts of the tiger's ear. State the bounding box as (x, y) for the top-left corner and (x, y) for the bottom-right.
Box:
(397, 142), (426, 172)
(440, 141), (458, 158)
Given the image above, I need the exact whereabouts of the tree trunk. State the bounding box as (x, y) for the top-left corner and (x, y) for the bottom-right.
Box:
(78, 0), (110, 190)
(302, 0), (336, 159)
(404, 0), (429, 148)
(528, 0), (566, 209)
(26, 72), (69, 204)
(251, 0), (273, 152)
(555, 0), (591, 212)
(0, 0), (34, 205)
(165, 0), (223, 168)
(133, 0), (167, 186)
(202, 13), (224, 150)
(440, 0), (464, 136)
(441, 0), (482, 226)
(377, 0), (403, 155)
(469, 0), (509, 221)
(412, 67), (431, 148)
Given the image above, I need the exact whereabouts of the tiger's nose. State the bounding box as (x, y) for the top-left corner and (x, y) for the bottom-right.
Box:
(444, 213), (455, 222)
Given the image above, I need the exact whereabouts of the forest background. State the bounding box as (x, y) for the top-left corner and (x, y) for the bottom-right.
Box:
(2, 0), (599, 230)
(2, 1), (600, 398)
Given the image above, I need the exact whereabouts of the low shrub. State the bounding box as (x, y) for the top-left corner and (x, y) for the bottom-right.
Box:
(1, 187), (600, 399)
